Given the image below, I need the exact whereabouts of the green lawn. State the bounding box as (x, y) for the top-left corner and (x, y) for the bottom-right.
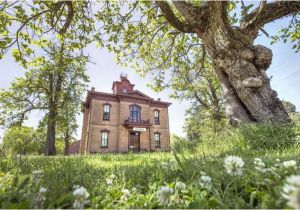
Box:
(0, 125), (300, 209)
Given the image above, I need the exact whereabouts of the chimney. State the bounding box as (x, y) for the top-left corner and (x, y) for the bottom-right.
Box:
(91, 87), (95, 91)
(157, 98), (161, 101)
(120, 73), (127, 80)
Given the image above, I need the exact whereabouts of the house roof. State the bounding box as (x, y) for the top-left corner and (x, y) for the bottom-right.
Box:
(83, 89), (171, 109)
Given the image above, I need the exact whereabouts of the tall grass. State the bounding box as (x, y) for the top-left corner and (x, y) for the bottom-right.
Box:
(0, 123), (299, 208)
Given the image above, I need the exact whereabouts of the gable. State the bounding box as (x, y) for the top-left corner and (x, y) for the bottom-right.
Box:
(129, 90), (152, 99)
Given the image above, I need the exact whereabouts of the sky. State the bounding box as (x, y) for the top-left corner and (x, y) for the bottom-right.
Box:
(0, 7), (300, 140)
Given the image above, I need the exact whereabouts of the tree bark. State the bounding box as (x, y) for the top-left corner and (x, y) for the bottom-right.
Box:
(203, 27), (290, 123)
(214, 67), (252, 124)
(45, 109), (56, 155)
(64, 129), (69, 156)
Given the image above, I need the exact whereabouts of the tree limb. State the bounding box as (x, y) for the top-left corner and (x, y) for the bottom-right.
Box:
(241, 1), (300, 38)
(172, 0), (209, 34)
(156, 1), (195, 33)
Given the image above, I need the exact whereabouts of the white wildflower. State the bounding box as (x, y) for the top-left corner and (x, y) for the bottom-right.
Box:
(38, 187), (47, 201)
(200, 171), (206, 176)
(175, 181), (186, 191)
(34, 187), (47, 208)
(169, 159), (178, 171)
(106, 174), (115, 185)
(120, 189), (131, 201)
(161, 159), (178, 171)
(39, 187), (47, 194)
(282, 160), (297, 169)
(254, 158), (266, 173)
(73, 186), (90, 209)
(157, 186), (173, 206)
(224, 156), (244, 176)
(282, 175), (300, 209)
(199, 175), (212, 189)
(32, 170), (42, 181)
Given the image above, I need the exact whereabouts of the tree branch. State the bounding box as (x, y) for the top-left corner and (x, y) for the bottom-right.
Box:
(156, 1), (195, 33)
(241, 1), (300, 38)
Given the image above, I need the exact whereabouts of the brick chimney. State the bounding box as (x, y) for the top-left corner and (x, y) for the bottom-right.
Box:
(91, 87), (95, 91)
(112, 74), (135, 94)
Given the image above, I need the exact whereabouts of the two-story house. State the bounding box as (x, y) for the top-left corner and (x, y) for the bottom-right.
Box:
(80, 74), (171, 153)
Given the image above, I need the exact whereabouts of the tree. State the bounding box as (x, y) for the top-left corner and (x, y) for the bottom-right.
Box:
(0, 41), (89, 155)
(282, 101), (297, 113)
(95, 1), (300, 124)
(2, 126), (44, 155)
(1, 1), (300, 124)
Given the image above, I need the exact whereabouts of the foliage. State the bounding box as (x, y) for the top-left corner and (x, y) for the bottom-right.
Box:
(271, 14), (300, 52)
(2, 126), (44, 155)
(0, 124), (299, 208)
(184, 103), (226, 140)
(0, 41), (89, 154)
(0, 1), (95, 66)
(282, 100), (297, 113)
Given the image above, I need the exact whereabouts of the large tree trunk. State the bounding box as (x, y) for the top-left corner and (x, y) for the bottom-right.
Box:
(203, 24), (290, 123)
(214, 67), (252, 124)
(45, 109), (56, 155)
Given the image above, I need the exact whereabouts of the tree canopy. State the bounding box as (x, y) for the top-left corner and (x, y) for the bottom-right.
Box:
(1, 0), (300, 138)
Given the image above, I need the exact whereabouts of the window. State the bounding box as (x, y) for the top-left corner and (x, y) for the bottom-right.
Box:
(154, 132), (160, 148)
(103, 104), (110, 121)
(122, 88), (128, 94)
(130, 105), (141, 123)
(154, 110), (160, 125)
(101, 131), (109, 148)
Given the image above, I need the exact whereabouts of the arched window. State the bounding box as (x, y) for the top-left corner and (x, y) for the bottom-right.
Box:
(154, 132), (161, 148)
(122, 88), (128, 94)
(154, 109), (160, 125)
(130, 105), (141, 123)
(103, 104), (111, 121)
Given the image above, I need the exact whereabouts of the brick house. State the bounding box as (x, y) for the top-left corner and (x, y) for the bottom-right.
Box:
(80, 74), (171, 153)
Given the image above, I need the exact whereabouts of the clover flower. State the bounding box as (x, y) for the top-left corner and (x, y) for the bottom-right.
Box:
(282, 175), (300, 209)
(106, 174), (115, 185)
(161, 159), (178, 171)
(254, 158), (266, 173)
(175, 181), (186, 191)
(32, 170), (42, 181)
(120, 189), (131, 201)
(73, 186), (90, 209)
(200, 171), (206, 176)
(224, 156), (244, 176)
(157, 186), (174, 206)
(37, 187), (47, 203)
(199, 175), (212, 189)
(282, 160), (297, 170)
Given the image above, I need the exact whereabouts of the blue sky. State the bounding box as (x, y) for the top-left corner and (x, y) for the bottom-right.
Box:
(0, 13), (299, 140)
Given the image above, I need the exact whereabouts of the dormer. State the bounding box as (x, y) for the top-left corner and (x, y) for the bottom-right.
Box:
(112, 73), (135, 94)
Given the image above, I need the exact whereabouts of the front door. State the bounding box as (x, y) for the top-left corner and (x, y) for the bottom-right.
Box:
(129, 132), (140, 152)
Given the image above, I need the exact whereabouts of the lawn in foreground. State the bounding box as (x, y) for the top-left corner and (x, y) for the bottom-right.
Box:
(0, 143), (299, 209)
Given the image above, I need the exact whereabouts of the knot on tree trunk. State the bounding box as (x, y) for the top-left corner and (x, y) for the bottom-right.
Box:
(240, 49), (255, 62)
(254, 45), (272, 70)
(241, 77), (263, 88)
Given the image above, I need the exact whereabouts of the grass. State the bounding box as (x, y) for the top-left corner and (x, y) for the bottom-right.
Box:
(0, 124), (300, 209)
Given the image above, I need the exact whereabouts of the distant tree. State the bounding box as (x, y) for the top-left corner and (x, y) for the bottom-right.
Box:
(2, 126), (44, 155)
(282, 101), (297, 113)
(0, 41), (88, 155)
